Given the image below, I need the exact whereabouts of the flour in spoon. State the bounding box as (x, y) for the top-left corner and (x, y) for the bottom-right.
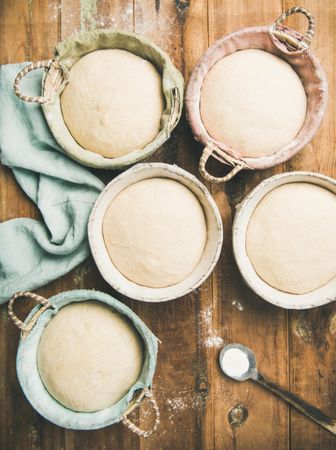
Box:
(222, 348), (250, 378)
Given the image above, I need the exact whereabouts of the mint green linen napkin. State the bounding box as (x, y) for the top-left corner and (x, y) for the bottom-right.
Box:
(0, 63), (105, 303)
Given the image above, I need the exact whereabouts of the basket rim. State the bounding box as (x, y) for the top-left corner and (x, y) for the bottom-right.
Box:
(232, 171), (336, 309)
(185, 25), (328, 171)
(16, 289), (158, 430)
(88, 162), (223, 302)
(42, 29), (184, 169)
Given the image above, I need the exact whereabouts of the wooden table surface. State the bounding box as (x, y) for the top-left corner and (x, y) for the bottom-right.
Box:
(1, 0), (335, 449)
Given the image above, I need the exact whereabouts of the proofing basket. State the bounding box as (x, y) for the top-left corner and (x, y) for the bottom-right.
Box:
(185, 7), (328, 184)
(14, 29), (184, 169)
(8, 289), (160, 436)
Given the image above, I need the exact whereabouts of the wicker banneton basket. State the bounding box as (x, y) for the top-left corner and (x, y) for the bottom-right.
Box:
(14, 30), (184, 169)
(8, 289), (159, 435)
(88, 163), (223, 302)
(185, 7), (328, 184)
(232, 172), (336, 309)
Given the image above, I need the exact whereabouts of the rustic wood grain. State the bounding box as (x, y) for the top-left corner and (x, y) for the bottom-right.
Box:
(0, 1), (62, 450)
(0, 0), (335, 449)
(282, 2), (336, 450)
(133, 2), (213, 449)
(207, 2), (290, 450)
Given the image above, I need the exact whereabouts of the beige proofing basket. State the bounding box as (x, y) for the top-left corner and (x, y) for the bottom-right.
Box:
(88, 163), (223, 302)
(14, 29), (184, 169)
(185, 7), (328, 184)
(232, 172), (336, 309)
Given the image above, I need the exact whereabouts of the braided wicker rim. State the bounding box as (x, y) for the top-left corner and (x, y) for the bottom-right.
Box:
(8, 291), (53, 335)
(122, 388), (160, 438)
(14, 60), (68, 104)
(270, 6), (315, 50)
(199, 144), (247, 184)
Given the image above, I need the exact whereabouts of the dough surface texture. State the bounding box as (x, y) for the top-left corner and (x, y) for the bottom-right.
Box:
(38, 301), (143, 412)
(200, 49), (307, 157)
(246, 182), (336, 294)
(103, 178), (207, 288)
(61, 49), (164, 158)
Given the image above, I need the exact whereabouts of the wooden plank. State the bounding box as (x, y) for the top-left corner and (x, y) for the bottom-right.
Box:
(207, 1), (289, 449)
(59, 1), (140, 450)
(133, 1), (212, 449)
(282, 1), (336, 449)
(0, 1), (62, 450)
(58, 2), (134, 449)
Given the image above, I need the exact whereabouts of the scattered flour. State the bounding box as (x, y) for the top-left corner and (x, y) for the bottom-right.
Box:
(137, 383), (202, 430)
(167, 396), (188, 412)
(80, 0), (98, 30)
(232, 300), (244, 311)
(200, 306), (212, 326)
(199, 306), (225, 348)
(48, 2), (62, 21)
(204, 335), (224, 348)
(48, 2), (76, 27)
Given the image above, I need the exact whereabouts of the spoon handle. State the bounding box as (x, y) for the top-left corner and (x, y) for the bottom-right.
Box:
(255, 372), (336, 435)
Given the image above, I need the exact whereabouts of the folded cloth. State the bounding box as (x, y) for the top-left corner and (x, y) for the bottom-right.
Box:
(0, 63), (105, 304)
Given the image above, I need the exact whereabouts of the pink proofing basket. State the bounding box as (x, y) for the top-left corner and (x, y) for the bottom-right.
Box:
(185, 7), (328, 184)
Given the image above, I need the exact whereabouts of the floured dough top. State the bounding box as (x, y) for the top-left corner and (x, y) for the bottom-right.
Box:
(246, 182), (336, 294)
(200, 49), (307, 158)
(38, 301), (143, 412)
(61, 49), (164, 158)
(103, 178), (207, 288)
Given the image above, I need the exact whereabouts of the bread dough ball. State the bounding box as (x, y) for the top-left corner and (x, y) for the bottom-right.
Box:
(61, 49), (164, 158)
(38, 301), (143, 412)
(246, 183), (336, 294)
(200, 49), (307, 157)
(103, 178), (207, 288)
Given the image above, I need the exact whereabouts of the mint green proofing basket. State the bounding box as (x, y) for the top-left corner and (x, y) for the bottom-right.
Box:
(8, 289), (159, 436)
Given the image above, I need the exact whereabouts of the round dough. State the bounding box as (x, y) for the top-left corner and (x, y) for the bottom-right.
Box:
(246, 183), (336, 294)
(61, 49), (164, 158)
(200, 49), (307, 158)
(38, 301), (143, 412)
(103, 178), (207, 288)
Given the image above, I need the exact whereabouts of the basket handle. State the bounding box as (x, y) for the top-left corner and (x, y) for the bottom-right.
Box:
(14, 59), (68, 104)
(270, 6), (315, 50)
(122, 388), (160, 438)
(199, 145), (246, 184)
(8, 291), (53, 332)
(168, 87), (181, 132)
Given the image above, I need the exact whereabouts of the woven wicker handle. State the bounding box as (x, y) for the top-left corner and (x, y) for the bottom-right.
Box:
(8, 291), (52, 332)
(199, 145), (246, 184)
(14, 59), (67, 104)
(168, 87), (181, 132)
(122, 388), (160, 438)
(271, 6), (315, 50)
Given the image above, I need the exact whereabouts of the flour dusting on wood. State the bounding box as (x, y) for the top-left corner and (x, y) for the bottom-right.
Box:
(204, 335), (224, 348)
(232, 300), (244, 311)
(48, 2), (62, 21)
(80, 0), (98, 30)
(199, 306), (225, 348)
(149, 383), (202, 425)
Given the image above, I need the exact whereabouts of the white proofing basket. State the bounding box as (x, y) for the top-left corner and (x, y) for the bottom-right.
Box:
(233, 172), (336, 309)
(88, 163), (223, 302)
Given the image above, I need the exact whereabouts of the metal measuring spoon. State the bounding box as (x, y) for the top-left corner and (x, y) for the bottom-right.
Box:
(219, 343), (336, 435)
